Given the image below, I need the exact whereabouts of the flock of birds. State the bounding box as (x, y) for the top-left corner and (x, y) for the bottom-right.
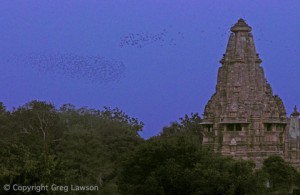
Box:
(5, 29), (187, 83)
(119, 29), (184, 48)
(21, 53), (126, 83)
(8, 27), (237, 84)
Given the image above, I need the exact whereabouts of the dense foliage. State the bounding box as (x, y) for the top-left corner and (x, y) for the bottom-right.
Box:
(0, 101), (143, 194)
(118, 136), (267, 195)
(0, 101), (299, 194)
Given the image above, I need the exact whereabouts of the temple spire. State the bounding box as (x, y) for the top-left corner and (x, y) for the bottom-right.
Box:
(230, 18), (252, 32)
(292, 106), (300, 117)
(204, 18), (286, 122)
(222, 18), (261, 64)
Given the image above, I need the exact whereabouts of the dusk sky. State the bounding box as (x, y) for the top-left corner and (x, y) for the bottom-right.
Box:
(1, 1), (299, 138)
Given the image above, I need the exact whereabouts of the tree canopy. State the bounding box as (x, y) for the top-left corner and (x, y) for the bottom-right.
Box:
(0, 100), (144, 194)
(118, 135), (267, 195)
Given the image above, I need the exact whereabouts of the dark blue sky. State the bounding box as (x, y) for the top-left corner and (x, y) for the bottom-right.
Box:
(1, 1), (299, 138)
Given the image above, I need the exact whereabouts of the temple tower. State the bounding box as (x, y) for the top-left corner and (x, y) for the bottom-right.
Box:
(285, 106), (300, 169)
(201, 19), (287, 166)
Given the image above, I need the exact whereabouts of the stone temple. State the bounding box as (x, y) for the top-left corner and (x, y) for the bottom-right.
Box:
(201, 19), (300, 170)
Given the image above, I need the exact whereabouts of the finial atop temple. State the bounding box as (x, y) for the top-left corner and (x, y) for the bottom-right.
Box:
(291, 105), (300, 117)
(230, 18), (252, 32)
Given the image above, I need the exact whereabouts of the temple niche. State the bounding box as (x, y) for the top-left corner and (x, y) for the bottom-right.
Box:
(201, 19), (300, 169)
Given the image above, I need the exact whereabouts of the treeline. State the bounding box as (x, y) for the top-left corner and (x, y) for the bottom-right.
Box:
(0, 100), (143, 194)
(0, 100), (299, 194)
